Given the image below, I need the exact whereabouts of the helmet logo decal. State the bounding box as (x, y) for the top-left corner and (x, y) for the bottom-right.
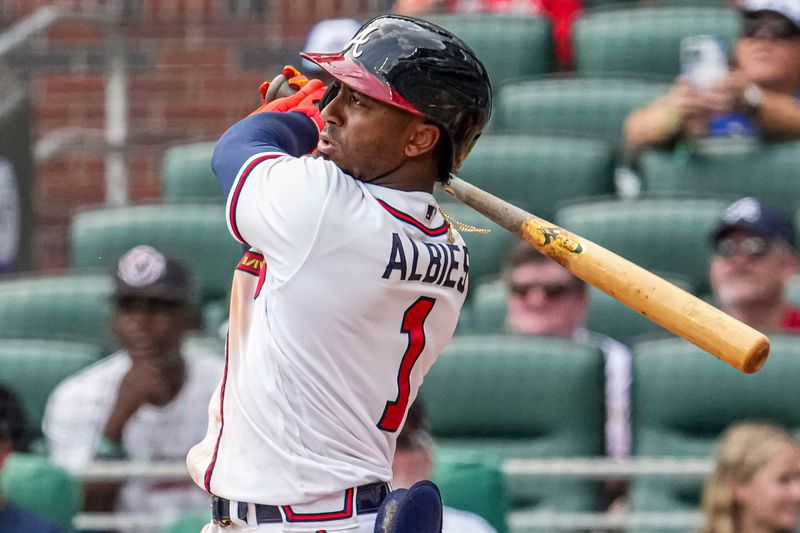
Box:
(347, 26), (378, 58)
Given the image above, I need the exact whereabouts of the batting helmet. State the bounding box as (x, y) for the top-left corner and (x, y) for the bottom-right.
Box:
(301, 15), (492, 178)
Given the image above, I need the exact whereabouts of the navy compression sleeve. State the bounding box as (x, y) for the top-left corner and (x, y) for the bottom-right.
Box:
(212, 112), (319, 197)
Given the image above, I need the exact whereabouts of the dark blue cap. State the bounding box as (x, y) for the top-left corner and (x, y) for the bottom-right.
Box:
(711, 197), (795, 248)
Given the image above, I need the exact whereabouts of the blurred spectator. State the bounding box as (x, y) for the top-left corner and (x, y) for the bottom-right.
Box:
(392, 402), (498, 533)
(0, 384), (62, 532)
(391, 0), (582, 69)
(502, 242), (631, 460)
(300, 18), (363, 85)
(700, 422), (800, 533)
(624, 0), (800, 153)
(43, 245), (223, 522)
(709, 197), (800, 332)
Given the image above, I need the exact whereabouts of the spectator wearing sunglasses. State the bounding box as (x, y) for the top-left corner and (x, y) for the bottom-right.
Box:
(624, 0), (800, 153)
(502, 242), (632, 466)
(710, 197), (800, 332)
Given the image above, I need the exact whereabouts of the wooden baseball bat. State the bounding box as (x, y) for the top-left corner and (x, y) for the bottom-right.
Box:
(441, 175), (770, 374)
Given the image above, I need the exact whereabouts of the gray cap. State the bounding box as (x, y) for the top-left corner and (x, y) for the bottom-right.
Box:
(113, 245), (194, 305)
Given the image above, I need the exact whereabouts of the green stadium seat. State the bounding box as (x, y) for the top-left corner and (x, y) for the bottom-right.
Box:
(433, 450), (508, 533)
(629, 334), (800, 514)
(0, 452), (81, 531)
(69, 203), (244, 304)
(555, 196), (730, 294)
(457, 135), (617, 221)
(466, 274), (695, 345)
(0, 339), (103, 441)
(461, 279), (506, 335)
(573, 5), (739, 80)
(436, 201), (516, 289)
(0, 271), (115, 350)
(160, 142), (221, 203)
(640, 140), (800, 220)
(418, 335), (605, 512)
(423, 13), (553, 88)
(494, 77), (670, 141)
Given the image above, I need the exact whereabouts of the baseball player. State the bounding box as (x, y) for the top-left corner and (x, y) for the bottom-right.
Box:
(186, 15), (492, 533)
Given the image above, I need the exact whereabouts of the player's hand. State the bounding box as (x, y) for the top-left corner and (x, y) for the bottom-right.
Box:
(249, 77), (327, 131)
(258, 65), (311, 104)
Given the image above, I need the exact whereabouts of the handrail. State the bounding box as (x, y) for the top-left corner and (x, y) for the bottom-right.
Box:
(0, 4), (128, 205)
(76, 456), (714, 482)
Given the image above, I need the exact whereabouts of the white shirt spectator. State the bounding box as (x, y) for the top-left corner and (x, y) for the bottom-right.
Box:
(43, 345), (222, 522)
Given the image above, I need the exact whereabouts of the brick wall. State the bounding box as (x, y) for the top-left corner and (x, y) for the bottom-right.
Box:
(0, 0), (389, 270)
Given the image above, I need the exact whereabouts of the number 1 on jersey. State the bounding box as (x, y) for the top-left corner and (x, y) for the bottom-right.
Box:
(377, 296), (436, 432)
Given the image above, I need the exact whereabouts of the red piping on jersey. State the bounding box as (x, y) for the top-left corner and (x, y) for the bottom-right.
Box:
(228, 154), (280, 244)
(203, 335), (230, 491)
(282, 488), (354, 522)
(377, 199), (449, 237)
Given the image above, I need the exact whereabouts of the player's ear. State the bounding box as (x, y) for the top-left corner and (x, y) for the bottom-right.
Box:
(404, 121), (440, 159)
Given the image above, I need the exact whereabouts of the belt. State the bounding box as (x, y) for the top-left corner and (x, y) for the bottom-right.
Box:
(211, 481), (390, 526)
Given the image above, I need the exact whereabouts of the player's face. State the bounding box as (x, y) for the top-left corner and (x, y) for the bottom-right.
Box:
(113, 296), (189, 361)
(710, 230), (797, 310)
(736, 12), (800, 89)
(734, 440), (800, 532)
(505, 261), (587, 337)
(317, 84), (423, 183)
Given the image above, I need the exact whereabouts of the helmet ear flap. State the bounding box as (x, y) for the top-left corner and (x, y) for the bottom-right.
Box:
(318, 82), (341, 111)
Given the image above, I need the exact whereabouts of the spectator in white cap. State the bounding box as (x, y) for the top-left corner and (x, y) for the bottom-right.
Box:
(43, 245), (223, 525)
(625, 0), (800, 152)
(709, 197), (800, 332)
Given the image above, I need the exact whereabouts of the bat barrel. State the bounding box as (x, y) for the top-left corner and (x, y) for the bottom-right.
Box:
(441, 176), (770, 374)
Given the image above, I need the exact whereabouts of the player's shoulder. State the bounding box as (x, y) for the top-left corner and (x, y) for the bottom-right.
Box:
(253, 153), (351, 186)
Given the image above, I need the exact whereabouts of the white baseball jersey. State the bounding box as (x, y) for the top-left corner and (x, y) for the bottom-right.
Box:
(187, 153), (469, 505)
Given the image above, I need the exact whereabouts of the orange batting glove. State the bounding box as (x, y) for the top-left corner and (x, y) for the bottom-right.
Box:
(258, 65), (311, 103)
(249, 78), (327, 132)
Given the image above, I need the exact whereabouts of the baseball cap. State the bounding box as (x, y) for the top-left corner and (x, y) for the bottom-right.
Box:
(112, 245), (194, 305)
(741, 0), (800, 29)
(300, 18), (362, 72)
(710, 197), (796, 247)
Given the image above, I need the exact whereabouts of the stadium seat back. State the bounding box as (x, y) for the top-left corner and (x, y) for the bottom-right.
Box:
(629, 335), (800, 512)
(574, 5), (739, 79)
(640, 140), (800, 219)
(0, 452), (81, 531)
(69, 203), (243, 303)
(433, 450), (508, 533)
(0, 272), (115, 349)
(0, 339), (103, 440)
(160, 142), (220, 203)
(458, 135), (616, 220)
(495, 77), (670, 141)
(418, 335), (605, 511)
(423, 13), (553, 87)
(555, 197), (730, 294)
